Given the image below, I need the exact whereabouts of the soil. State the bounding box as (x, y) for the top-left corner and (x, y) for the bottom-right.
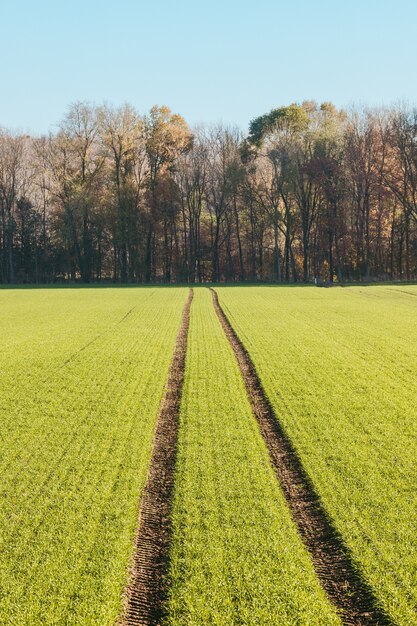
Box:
(121, 289), (193, 626)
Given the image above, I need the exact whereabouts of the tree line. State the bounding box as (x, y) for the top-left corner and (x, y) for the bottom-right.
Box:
(1, 100), (416, 284)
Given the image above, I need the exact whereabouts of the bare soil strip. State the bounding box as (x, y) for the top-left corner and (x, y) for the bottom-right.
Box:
(121, 289), (193, 626)
(210, 288), (392, 626)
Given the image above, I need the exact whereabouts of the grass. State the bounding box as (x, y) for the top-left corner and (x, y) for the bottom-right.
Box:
(166, 288), (341, 625)
(1, 284), (414, 625)
(0, 287), (188, 625)
(217, 284), (417, 626)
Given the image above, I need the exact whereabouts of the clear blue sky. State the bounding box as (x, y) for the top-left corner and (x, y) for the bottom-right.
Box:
(1, 0), (416, 134)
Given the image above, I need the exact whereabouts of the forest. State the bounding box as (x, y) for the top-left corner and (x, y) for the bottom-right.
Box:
(0, 100), (416, 284)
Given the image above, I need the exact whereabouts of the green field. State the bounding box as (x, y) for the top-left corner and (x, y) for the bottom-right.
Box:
(0, 288), (188, 625)
(0, 285), (415, 625)
(217, 285), (417, 626)
(167, 288), (340, 625)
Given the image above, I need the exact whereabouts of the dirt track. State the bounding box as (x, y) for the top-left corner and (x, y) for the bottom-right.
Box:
(121, 289), (193, 626)
(210, 287), (392, 626)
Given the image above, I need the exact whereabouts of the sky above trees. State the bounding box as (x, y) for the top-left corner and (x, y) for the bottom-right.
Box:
(1, 0), (417, 134)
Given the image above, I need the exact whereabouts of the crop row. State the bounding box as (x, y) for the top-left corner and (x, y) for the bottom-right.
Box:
(0, 287), (188, 625)
(166, 288), (340, 625)
(217, 285), (417, 626)
(1, 285), (414, 625)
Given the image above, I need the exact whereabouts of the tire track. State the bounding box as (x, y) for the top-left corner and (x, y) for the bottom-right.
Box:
(121, 289), (193, 626)
(210, 287), (392, 626)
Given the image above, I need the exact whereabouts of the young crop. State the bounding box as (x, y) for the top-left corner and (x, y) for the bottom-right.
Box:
(0, 287), (188, 625)
(166, 288), (341, 625)
(217, 284), (417, 626)
(1, 284), (415, 626)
